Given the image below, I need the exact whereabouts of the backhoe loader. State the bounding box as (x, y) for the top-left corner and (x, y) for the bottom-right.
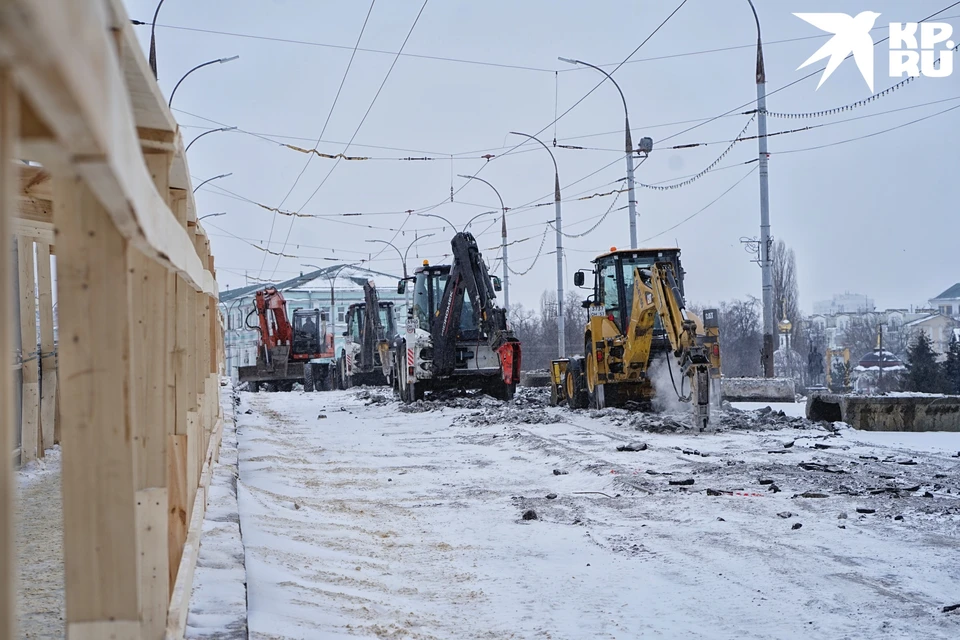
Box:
(336, 279), (395, 388)
(549, 247), (721, 430)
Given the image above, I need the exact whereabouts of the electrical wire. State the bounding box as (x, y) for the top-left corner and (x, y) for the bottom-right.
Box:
(271, 0), (430, 278)
(257, 0), (377, 278)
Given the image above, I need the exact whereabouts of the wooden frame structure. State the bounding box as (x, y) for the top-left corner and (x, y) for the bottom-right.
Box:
(1, 2), (225, 638)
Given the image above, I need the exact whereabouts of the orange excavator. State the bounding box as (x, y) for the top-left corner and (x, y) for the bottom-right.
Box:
(238, 286), (335, 392)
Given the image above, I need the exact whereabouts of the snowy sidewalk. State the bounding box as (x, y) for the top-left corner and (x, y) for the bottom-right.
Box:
(231, 389), (960, 640)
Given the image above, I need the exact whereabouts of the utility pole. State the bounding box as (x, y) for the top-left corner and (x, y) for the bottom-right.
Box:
(509, 131), (564, 356)
(559, 57), (637, 248)
(747, 0), (775, 377)
(878, 323), (884, 392)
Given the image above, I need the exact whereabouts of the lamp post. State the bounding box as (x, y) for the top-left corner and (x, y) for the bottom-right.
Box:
(198, 212), (226, 221)
(457, 175), (509, 312)
(745, 0), (775, 378)
(418, 210), (494, 233)
(185, 126), (238, 153)
(148, 0), (166, 79)
(193, 172), (232, 194)
(559, 56), (637, 249)
(510, 131), (564, 357)
(366, 233), (435, 310)
(168, 56), (239, 108)
(303, 262), (358, 352)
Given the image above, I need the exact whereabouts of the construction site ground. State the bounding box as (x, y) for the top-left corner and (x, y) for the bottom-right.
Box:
(181, 387), (960, 639)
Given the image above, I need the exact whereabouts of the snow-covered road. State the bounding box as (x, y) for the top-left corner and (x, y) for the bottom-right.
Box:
(231, 388), (960, 639)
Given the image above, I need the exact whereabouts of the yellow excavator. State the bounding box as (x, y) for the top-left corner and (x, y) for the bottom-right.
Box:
(549, 247), (721, 430)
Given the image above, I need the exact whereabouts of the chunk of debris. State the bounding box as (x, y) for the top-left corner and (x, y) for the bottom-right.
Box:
(923, 491), (934, 498)
(856, 508), (875, 514)
(669, 478), (695, 486)
(943, 604), (960, 613)
(894, 515), (904, 521)
(682, 449), (700, 456)
(814, 443), (833, 450)
(706, 488), (724, 496)
(793, 492), (829, 499)
(777, 512), (795, 519)
(783, 441), (795, 448)
(859, 455), (879, 461)
(717, 517), (726, 522)
(896, 459), (918, 466)
(317, 414), (327, 419)
(799, 462), (846, 474)
(838, 512), (848, 519)
(758, 479), (775, 485)
(768, 484), (781, 493)
(522, 509), (538, 521)
(791, 523), (803, 530)
(244, 409), (253, 415)
(552, 469), (568, 476)
(617, 442), (648, 452)
(546, 493), (557, 500)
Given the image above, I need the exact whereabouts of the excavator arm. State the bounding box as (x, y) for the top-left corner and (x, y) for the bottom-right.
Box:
(360, 280), (391, 374)
(631, 262), (712, 428)
(432, 232), (521, 383)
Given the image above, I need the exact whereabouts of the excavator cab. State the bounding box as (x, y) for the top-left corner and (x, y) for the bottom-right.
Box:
(291, 309), (323, 357)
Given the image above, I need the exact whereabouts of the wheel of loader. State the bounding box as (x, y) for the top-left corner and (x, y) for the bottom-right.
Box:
(406, 380), (424, 403)
(303, 364), (316, 393)
(564, 358), (589, 409)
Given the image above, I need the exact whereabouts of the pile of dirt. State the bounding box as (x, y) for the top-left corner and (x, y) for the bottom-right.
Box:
(453, 404), (563, 427)
(612, 406), (826, 434)
(354, 389), (393, 406)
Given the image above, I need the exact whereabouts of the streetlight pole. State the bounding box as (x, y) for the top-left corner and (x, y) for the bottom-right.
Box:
(185, 126), (238, 153)
(168, 55), (239, 108)
(510, 131), (564, 357)
(366, 233), (435, 311)
(193, 172), (232, 194)
(458, 175), (509, 312)
(747, 0), (775, 378)
(559, 57), (637, 249)
(303, 262), (357, 350)
(418, 211), (494, 233)
(148, 0), (166, 79)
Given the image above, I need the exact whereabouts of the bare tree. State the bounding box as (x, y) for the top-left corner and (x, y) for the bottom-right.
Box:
(717, 298), (763, 377)
(843, 314), (882, 363)
(771, 239), (801, 336)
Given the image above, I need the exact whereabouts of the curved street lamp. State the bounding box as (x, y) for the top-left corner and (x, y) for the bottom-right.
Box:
(457, 174), (509, 312)
(168, 56), (239, 108)
(559, 56), (637, 249)
(193, 172), (232, 194)
(366, 234), (435, 310)
(417, 211), (494, 233)
(747, 0), (775, 377)
(185, 126), (238, 153)
(510, 131), (564, 357)
(302, 262), (360, 346)
(148, 0), (166, 79)
(198, 212), (226, 221)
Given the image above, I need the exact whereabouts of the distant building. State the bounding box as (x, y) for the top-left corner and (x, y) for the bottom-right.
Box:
(813, 293), (875, 315)
(930, 283), (960, 319)
(904, 313), (958, 358)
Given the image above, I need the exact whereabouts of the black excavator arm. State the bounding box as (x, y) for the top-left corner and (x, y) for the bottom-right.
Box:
(431, 232), (521, 383)
(359, 280), (386, 369)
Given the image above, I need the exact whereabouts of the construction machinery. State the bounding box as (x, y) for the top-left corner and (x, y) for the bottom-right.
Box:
(393, 231), (522, 402)
(238, 286), (335, 392)
(549, 247), (720, 430)
(336, 279), (396, 388)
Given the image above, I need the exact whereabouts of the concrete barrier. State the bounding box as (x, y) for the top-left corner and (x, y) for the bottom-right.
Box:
(721, 377), (795, 402)
(807, 393), (960, 432)
(520, 370), (552, 388)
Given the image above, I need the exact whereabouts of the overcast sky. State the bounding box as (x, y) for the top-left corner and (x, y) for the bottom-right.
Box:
(125, 0), (959, 314)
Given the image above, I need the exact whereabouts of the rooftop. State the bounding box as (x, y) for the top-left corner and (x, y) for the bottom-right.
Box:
(932, 283), (960, 300)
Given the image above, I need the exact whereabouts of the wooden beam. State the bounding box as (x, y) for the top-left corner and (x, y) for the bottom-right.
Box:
(0, 66), (19, 640)
(55, 175), (140, 628)
(17, 235), (39, 463)
(166, 434), (187, 597)
(0, 0), (218, 296)
(11, 217), (52, 243)
(36, 241), (56, 451)
(136, 487), (168, 640)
